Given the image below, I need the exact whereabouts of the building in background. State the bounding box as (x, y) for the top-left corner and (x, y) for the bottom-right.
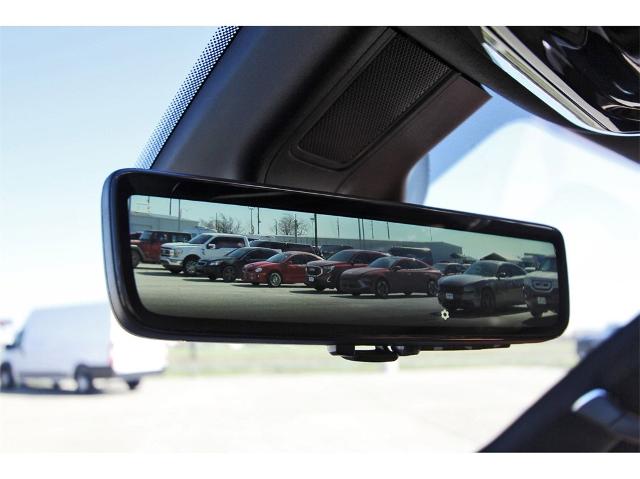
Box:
(129, 212), (203, 236)
(259, 235), (462, 263)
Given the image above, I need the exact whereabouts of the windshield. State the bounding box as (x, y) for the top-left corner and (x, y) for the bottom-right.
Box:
(139, 231), (153, 241)
(266, 253), (288, 263)
(433, 262), (448, 272)
(226, 247), (251, 258)
(368, 257), (396, 269)
(464, 261), (498, 277)
(540, 257), (557, 272)
(3, 27), (638, 455)
(327, 250), (355, 262)
(188, 234), (212, 245)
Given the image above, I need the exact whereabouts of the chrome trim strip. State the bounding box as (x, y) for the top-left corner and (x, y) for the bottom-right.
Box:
(481, 26), (637, 137)
(136, 26), (240, 169)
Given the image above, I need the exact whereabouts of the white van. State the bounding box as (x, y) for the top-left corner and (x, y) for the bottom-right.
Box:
(0, 303), (167, 393)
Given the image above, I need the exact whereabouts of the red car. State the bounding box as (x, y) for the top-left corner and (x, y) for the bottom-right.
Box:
(339, 256), (443, 298)
(242, 251), (322, 287)
(304, 249), (388, 291)
(130, 230), (192, 267)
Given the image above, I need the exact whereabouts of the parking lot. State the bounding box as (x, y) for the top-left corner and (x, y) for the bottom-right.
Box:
(133, 264), (554, 328)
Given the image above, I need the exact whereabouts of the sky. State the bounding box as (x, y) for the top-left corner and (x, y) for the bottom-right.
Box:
(0, 27), (215, 323)
(1, 27), (638, 333)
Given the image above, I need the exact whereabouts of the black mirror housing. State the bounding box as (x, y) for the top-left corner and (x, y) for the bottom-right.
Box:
(102, 169), (570, 349)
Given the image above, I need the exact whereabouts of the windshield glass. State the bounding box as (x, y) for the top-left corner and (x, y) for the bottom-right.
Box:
(433, 262), (448, 271)
(464, 261), (498, 277)
(327, 250), (355, 262)
(188, 234), (212, 245)
(139, 231), (153, 241)
(266, 253), (288, 263)
(368, 257), (396, 269)
(540, 257), (558, 272)
(3, 27), (637, 455)
(226, 247), (250, 258)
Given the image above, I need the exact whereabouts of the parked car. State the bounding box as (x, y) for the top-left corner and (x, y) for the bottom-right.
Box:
(0, 304), (167, 393)
(130, 231), (142, 240)
(523, 256), (559, 318)
(433, 262), (467, 276)
(131, 230), (192, 267)
(195, 247), (279, 281)
(284, 243), (321, 256)
(387, 246), (433, 266)
(304, 249), (388, 291)
(160, 233), (249, 275)
(242, 251), (322, 287)
(249, 239), (286, 250)
(249, 240), (320, 255)
(437, 260), (527, 313)
(339, 256), (443, 298)
(319, 244), (353, 259)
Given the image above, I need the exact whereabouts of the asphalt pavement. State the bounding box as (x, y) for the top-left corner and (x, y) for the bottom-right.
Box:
(0, 367), (566, 452)
(133, 264), (554, 328)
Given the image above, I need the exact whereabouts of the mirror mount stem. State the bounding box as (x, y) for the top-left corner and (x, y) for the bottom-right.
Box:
(328, 344), (420, 362)
(327, 343), (511, 362)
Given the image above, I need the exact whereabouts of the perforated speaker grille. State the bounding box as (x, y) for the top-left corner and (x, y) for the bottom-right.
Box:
(136, 26), (240, 169)
(298, 34), (452, 167)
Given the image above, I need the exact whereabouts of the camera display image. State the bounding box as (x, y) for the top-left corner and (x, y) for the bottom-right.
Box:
(129, 195), (559, 328)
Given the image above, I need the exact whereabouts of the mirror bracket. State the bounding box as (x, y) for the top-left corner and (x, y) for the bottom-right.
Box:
(328, 345), (399, 362)
(328, 344), (420, 362)
(328, 343), (511, 362)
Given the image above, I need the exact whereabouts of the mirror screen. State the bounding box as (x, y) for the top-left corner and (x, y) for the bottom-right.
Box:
(129, 195), (559, 329)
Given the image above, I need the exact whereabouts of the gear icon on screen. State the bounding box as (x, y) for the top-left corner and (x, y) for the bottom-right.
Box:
(441, 309), (450, 321)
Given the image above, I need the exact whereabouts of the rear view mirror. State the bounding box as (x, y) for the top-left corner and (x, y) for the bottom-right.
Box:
(102, 169), (569, 361)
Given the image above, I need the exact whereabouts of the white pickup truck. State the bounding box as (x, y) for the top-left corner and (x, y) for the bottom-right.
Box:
(159, 233), (249, 275)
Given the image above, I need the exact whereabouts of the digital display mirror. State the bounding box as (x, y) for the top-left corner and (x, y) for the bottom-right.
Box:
(103, 170), (569, 348)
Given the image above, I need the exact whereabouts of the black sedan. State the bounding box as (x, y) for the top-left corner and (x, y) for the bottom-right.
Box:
(196, 247), (279, 281)
(433, 262), (467, 276)
(437, 260), (527, 313)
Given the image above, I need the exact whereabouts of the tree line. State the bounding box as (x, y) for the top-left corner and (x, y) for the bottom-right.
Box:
(200, 213), (309, 237)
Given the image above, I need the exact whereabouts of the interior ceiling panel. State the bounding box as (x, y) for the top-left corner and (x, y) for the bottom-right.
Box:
(296, 34), (453, 168)
(150, 26), (489, 201)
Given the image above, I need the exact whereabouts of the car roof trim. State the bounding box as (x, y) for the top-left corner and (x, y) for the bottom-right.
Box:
(136, 26), (240, 169)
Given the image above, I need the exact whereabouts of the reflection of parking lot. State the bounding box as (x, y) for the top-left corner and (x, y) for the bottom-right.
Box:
(134, 265), (554, 328)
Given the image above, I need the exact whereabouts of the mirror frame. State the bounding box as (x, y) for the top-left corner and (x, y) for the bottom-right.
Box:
(102, 169), (570, 346)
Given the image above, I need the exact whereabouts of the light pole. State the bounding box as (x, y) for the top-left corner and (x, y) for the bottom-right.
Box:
(248, 207), (254, 235)
(386, 222), (390, 240)
(370, 220), (374, 240)
(257, 208), (261, 235)
(310, 214), (318, 247)
(336, 218), (340, 238)
(294, 213), (298, 243)
(177, 199), (182, 231)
